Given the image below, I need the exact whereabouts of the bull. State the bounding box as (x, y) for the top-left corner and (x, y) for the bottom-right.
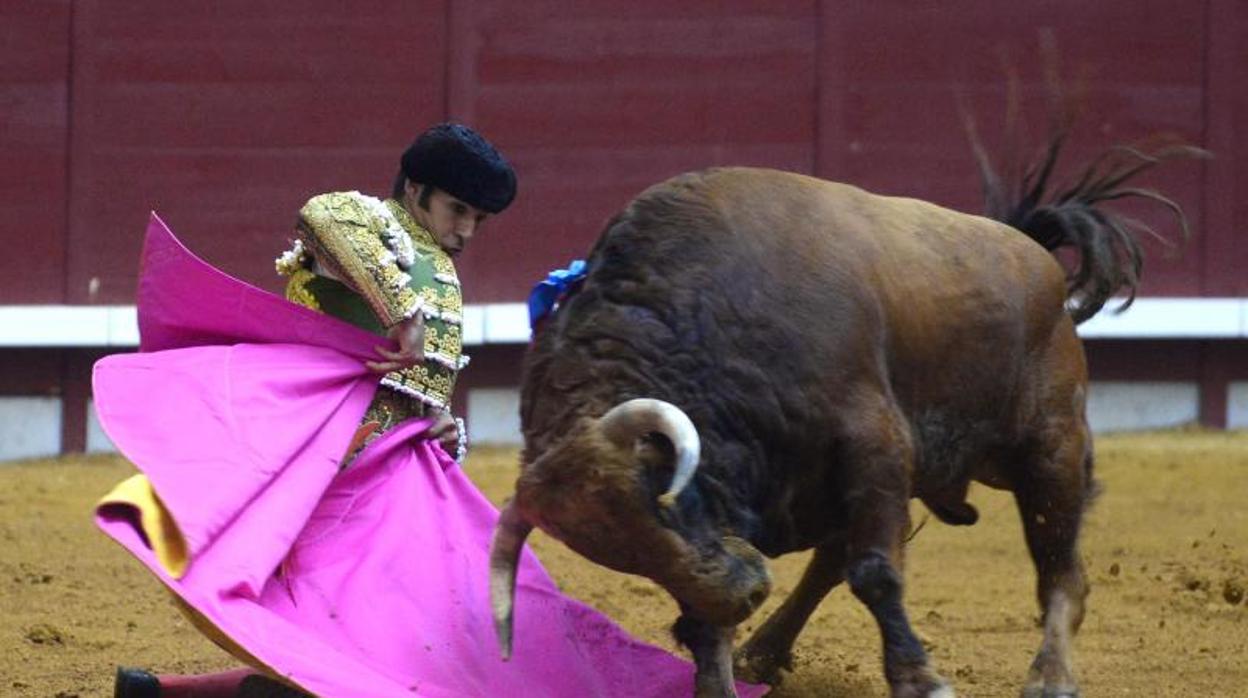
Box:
(489, 122), (1200, 697)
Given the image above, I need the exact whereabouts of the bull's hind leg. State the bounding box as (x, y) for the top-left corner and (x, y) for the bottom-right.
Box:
(1015, 421), (1093, 698)
(734, 542), (846, 685)
(843, 403), (952, 698)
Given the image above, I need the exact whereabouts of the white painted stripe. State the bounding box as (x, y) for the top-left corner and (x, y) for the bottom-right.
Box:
(0, 306), (138, 347)
(0, 303), (527, 347)
(1, 298), (1247, 346)
(461, 305), (485, 345)
(106, 306), (140, 345)
(482, 303), (531, 344)
(1076, 298), (1248, 338)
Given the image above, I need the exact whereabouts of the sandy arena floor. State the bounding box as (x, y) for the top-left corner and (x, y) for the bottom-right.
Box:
(1, 430), (1245, 697)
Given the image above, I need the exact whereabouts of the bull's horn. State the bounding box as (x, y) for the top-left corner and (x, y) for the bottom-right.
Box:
(489, 500), (533, 660)
(598, 398), (700, 509)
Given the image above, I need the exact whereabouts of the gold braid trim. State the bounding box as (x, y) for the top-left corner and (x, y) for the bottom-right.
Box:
(385, 199), (437, 248)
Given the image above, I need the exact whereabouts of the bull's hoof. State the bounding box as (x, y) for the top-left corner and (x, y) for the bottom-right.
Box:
(732, 646), (792, 687)
(1021, 687), (1079, 698)
(890, 681), (955, 698)
(693, 674), (740, 698)
(1021, 660), (1079, 698)
(888, 667), (955, 698)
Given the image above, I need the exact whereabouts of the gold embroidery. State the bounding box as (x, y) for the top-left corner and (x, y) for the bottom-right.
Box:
(298, 192), (420, 327)
(284, 269), (322, 311)
(414, 287), (441, 310)
(424, 326), (441, 357)
(413, 286), (463, 319)
(431, 253), (458, 281)
(423, 324), (462, 358)
(386, 200), (438, 248)
(383, 364), (456, 408)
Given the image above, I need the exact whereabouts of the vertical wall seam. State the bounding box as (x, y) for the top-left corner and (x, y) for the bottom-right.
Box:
(62, 0), (77, 305)
(443, 0), (454, 120)
(812, 0), (822, 177)
(60, 1), (78, 453)
(1199, 0), (1212, 297)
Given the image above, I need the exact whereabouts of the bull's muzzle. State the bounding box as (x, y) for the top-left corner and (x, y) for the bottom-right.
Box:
(668, 535), (772, 626)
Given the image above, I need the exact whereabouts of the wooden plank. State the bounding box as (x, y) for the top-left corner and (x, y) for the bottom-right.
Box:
(819, 0), (1207, 295)
(1202, 0), (1248, 296)
(0, 2), (72, 303)
(66, 1), (448, 303)
(17, 0), (1234, 307)
(449, 0), (819, 302)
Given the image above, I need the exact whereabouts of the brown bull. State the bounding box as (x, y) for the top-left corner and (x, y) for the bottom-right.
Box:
(490, 133), (1200, 697)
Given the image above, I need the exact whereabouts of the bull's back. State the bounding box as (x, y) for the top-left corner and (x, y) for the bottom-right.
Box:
(616, 167), (1072, 420)
(631, 167), (1068, 339)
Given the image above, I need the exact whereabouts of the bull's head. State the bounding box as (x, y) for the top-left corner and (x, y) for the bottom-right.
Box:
(489, 398), (771, 658)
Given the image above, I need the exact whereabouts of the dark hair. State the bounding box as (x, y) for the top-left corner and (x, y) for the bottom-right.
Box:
(391, 168), (406, 199)
(390, 171), (435, 212)
(399, 123), (517, 213)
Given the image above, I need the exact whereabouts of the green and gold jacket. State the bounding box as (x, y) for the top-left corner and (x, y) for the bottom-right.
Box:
(276, 191), (467, 420)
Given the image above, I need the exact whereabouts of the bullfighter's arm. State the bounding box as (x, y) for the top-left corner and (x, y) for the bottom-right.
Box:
(293, 191), (422, 329)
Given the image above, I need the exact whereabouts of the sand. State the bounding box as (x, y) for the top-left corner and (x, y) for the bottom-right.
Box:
(2, 429), (1245, 697)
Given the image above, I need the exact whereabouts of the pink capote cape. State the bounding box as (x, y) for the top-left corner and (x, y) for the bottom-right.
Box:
(94, 215), (765, 698)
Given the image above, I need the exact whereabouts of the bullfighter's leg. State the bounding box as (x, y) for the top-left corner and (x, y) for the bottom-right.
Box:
(674, 614), (738, 698)
(1015, 420), (1092, 698)
(734, 542), (846, 686)
(843, 405), (953, 698)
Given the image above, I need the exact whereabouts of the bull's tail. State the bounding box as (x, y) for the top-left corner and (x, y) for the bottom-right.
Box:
(965, 90), (1207, 324)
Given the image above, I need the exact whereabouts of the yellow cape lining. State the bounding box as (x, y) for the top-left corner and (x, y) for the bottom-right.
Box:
(97, 474), (189, 579)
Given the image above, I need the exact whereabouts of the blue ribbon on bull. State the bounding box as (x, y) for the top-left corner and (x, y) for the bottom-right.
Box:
(527, 259), (587, 329)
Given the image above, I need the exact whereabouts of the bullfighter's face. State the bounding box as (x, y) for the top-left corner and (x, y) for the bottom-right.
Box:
(512, 420), (772, 627)
(403, 182), (489, 257)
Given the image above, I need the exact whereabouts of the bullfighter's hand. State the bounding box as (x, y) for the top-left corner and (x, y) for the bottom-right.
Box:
(424, 409), (460, 454)
(367, 313), (426, 373)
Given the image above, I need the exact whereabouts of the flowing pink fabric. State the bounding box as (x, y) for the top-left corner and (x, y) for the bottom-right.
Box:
(94, 215), (765, 698)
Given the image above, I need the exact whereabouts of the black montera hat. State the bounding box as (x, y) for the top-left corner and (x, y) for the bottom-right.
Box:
(400, 123), (517, 214)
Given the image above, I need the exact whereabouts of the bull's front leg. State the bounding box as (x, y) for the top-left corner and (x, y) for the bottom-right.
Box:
(843, 405), (953, 698)
(735, 542), (846, 686)
(848, 549), (951, 698)
(674, 614), (738, 698)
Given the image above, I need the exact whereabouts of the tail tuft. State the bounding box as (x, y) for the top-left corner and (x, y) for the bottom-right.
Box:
(965, 81), (1208, 324)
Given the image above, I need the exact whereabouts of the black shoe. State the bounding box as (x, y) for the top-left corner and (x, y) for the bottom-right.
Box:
(237, 674), (313, 698)
(114, 667), (160, 698)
